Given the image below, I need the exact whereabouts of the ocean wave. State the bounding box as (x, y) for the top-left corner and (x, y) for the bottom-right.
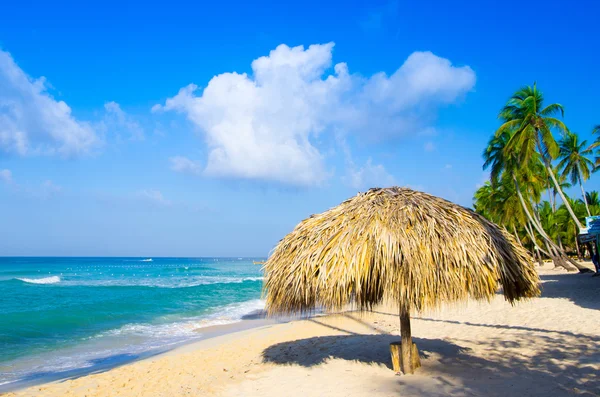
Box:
(0, 299), (266, 388)
(93, 299), (265, 340)
(15, 276), (61, 285)
(140, 258), (153, 262)
(61, 276), (263, 288)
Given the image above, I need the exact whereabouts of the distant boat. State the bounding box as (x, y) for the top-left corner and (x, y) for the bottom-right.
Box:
(253, 261), (265, 265)
(141, 258), (153, 262)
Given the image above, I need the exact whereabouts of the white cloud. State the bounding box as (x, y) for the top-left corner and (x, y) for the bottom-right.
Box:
(138, 189), (171, 206)
(0, 169), (12, 184)
(424, 141), (436, 152)
(101, 101), (144, 141)
(346, 158), (396, 190)
(445, 164), (452, 169)
(155, 43), (475, 186)
(169, 156), (202, 175)
(0, 49), (98, 156)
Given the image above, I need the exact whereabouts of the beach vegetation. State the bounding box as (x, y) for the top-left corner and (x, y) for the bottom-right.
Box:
(476, 83), (599, 269)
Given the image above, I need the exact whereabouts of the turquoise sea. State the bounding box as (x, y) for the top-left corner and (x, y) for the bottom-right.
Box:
(0, 257), (264, 389)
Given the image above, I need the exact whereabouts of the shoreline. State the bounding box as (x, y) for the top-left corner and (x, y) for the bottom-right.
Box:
(3, 264), (600, 396)
(0, 314), (287, 394)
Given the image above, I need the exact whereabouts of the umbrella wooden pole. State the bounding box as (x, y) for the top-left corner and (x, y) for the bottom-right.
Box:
(400, 307), (414, 374)
(390, 306), (421, 374)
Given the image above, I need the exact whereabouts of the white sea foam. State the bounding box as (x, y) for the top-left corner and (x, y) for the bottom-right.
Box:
(16, 276), (60, 285)
(94, 299), (265, 340)
(61, 276), (263, 288)
(140, 258), (153, 262)
(0, 299), (267, 389)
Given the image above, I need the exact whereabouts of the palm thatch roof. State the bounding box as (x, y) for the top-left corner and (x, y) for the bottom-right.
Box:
(263, 187), (540, 315)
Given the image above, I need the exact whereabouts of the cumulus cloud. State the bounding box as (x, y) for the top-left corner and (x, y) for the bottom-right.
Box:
(169, 156), (202, 175)
(0, 169), (12, 184)
(0, 49), (98, 156)
(101, 101), (144, 141)
(155, 43), (475, 186)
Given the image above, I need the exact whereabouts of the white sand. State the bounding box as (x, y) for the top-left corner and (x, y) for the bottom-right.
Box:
(4, 264), (600, 397)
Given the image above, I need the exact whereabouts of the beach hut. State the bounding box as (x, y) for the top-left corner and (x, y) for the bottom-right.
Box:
(263, 187), (540, 374)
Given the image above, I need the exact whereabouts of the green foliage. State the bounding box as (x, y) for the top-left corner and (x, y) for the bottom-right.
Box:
(558, 132), (593, 185)
(476, 83), (596, 258)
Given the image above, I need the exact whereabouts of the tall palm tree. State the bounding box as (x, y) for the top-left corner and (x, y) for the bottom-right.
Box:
(483, 111), (583, 271)
(557, 132), (594, 216)
(483, 128), (572, 270)
(496, 83), (583, 229)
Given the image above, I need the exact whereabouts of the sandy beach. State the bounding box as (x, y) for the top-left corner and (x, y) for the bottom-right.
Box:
(3, 263), (599, 397)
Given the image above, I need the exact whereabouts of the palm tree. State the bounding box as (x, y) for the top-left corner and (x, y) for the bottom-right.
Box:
(556, 197), (587, 258)
(538, 201), (559, 245)
(557, 132), (594, 216)
(496, 83), (583, 229)
(473, 182), (498, 223)
(483, 135), (577, 270)
(586, 191), (600, 206)
(474, 177), (526, 237)
(586, 191), (600, 215)
(483, 110), (583, 271)
(483, 128), (512, 184)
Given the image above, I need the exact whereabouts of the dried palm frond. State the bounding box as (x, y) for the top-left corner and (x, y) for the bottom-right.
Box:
(263, 187), (539, 315)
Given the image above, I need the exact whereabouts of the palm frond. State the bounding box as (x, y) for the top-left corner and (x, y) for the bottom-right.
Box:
(263, 188), (540, 315)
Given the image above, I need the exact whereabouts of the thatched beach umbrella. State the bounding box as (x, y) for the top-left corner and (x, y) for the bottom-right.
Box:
(263, 187), (540, 374)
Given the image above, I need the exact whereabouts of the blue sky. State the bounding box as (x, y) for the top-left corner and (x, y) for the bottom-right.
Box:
(0, 0), (598, 257)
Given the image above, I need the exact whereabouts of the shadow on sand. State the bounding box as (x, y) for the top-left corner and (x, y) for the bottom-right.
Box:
(263, 334), (467, 370)
(538, 273), (600, 311)
(262, 329), (599, 396)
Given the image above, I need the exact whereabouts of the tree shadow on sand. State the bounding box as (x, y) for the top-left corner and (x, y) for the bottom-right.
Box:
(263, 333), (467, 369)
(538, 273), (600, 311)
(262, 326), (599, 396)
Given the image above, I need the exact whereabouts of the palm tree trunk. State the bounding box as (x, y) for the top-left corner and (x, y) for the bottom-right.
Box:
(512, 224), (523, 246)
(558, 234), (564, 251)
(574, 225), (582, 260)
(513, 175), (578, 271)
(545, 162), (584, 229)
(578, 167), (591, 216)
(524, 221), (546, 265)
(547, 181), (554, 211)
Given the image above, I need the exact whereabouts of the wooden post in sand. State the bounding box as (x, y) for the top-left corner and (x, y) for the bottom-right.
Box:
(390, 307), (421, 374)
